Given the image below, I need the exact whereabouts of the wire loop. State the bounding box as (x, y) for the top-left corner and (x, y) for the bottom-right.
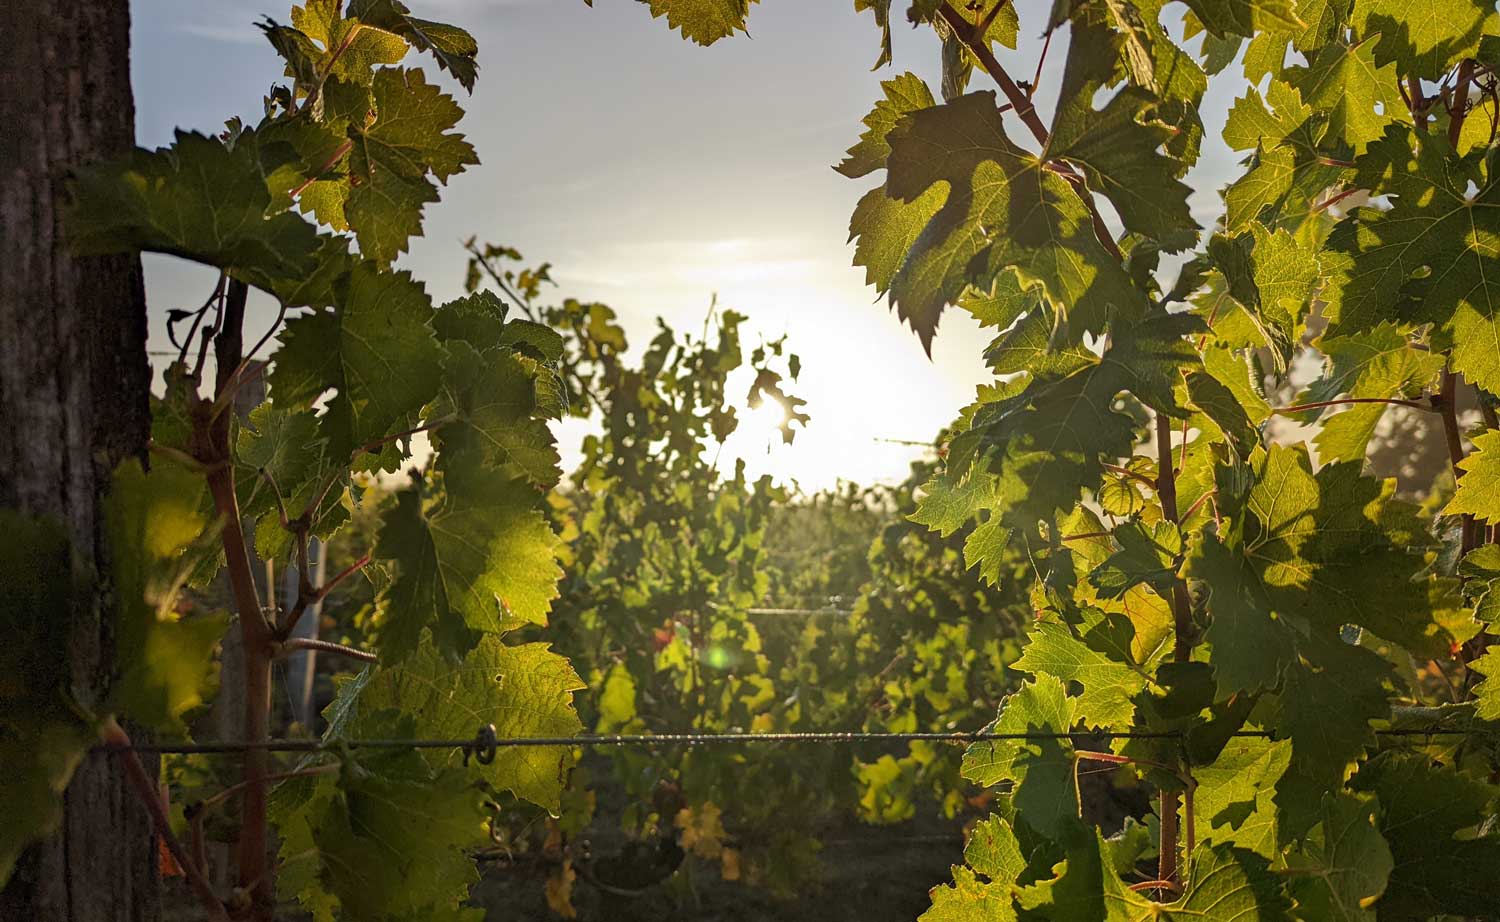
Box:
(465, 724), (499, 766)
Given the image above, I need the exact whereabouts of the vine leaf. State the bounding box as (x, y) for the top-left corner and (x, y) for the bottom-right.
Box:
(345, 67), (479, 264)
(236, 404), (348, 560)
(67, 129), (327, 300)
(329, 636), (585, 812)
(1181, 0), (1302, 38)
(347, 0), (480, 91)
(1351, 0), (1498, 78)
(1444, 429), (1500, 525)
(1190, 736), (1290, 854)
(374, 472), (562, 664)
(861, 90), (1146, 352)
(1301, 324), (1442, 463)
(1470, 646), (1500, 720)
(1186, 531), (1296, 696)
(960, 675), (1077, 839)
(268, 262), (444, 451)
(106, 462), (230, 735)
(1285, 792), (1392, 922)
(432, 341), (561, 488)
(633, 0), (755, 45)
(836, 73), (935, 179)
(1284, 37), (1405, 154)
(1011, 614), (1146, 731)
(1324, 127), (1500, 393)
(1351, 753), (1500, 919)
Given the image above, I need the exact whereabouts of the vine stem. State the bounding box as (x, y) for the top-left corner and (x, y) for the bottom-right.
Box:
(935, 2), (1124, 261)
(278, 637), (378, 663)
(289, 139), (354, 201)
(205, 278), (276, 921)
(938, 2), (1192, 882)
(1154, 413), (1193, 886)
(100, 719), (230, 922)
(1271, 396), (1431, 415)
(1102, 462), (1157, 488)
(196, 764), (339, 816)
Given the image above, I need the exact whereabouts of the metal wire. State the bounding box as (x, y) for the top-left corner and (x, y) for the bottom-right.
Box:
(95, 725), (1491, 756)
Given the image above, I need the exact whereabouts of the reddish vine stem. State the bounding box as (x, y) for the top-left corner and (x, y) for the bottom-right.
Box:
(1449, 59), (1476, 147)
(101, 719), (230, 921)
(204, 278), (276, 921)
(1102, 462), (1157, 488)
(1438, 368), (1479, 559)
(1312, 187), (1362, 214)
(289, 139), (354, 200)
(935, 2), (1124, 262)
(1178, 490), (1217, 525)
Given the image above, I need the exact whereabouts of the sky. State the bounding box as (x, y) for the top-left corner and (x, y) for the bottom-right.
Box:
(130, 0), (1248, 491)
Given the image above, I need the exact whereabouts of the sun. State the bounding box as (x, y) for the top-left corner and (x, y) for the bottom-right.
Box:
(739, 398), (791, 445)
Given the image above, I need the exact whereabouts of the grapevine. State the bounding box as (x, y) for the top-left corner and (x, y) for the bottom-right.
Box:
(642, 0), (1500, 918)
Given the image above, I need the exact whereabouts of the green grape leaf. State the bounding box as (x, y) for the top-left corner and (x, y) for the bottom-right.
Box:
(0, 512), (93, 886)
(347, 0), (480, 91)
(920, 865), (1016, 922)
(983, 306), (1096, 380)
(1089, 519), (1183, 601)
(433, 342), (560, 488)
(1325, 128), (1500, 393)
(1186, 531), (1296, 695)
(106, 462), (229, 734)
(837, 73), (936, 179)
(1249, 450), (1440, 653)
(236, 403), (348, 561)
(1011, 615), (1145, 730)
(269, 262), (444, 449)
(310, 759), (487, 919)
(963, 815), (1026, 881)
(1180, 0), (1301, 38)
(1306, 324), (1443, 462)
(1351, 753), (1500, 920)
(1210, 225), (1320, 369)
(911, 473), (994, 537)
(868, 91), (1146, 351)
(374, 472), (562, 663)
(1048, 24), (1197, 250)
(1444, 429), (1500, 525)
(292, 0), (408, 85)
(1471, 646), (1500, 720)
(847, 184), (946, 341)
(1352, 0), (1498, 79)
(640, 0), (754, 45)
(1285, 792), (1392, 922)
(1168, 843), (1291, 920)
(1221, 82), (1346, 235)
(1186, 370), (1259, 459)
(1269, 634), (1392, 834)
(345, 67), (479, 264)
(1285, 37), (1405, 154)
(67, 129), (328, 300)
(1191, 736), (1290, 854)
(961, 675), (1077, 839)
(331, 636), (584, 811)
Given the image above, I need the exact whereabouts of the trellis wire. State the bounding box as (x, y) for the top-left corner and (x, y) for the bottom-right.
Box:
(97, 725), (1491, 757)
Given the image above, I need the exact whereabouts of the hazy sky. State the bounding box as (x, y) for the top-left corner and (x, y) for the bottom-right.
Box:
(130, 0), (1246, 490)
